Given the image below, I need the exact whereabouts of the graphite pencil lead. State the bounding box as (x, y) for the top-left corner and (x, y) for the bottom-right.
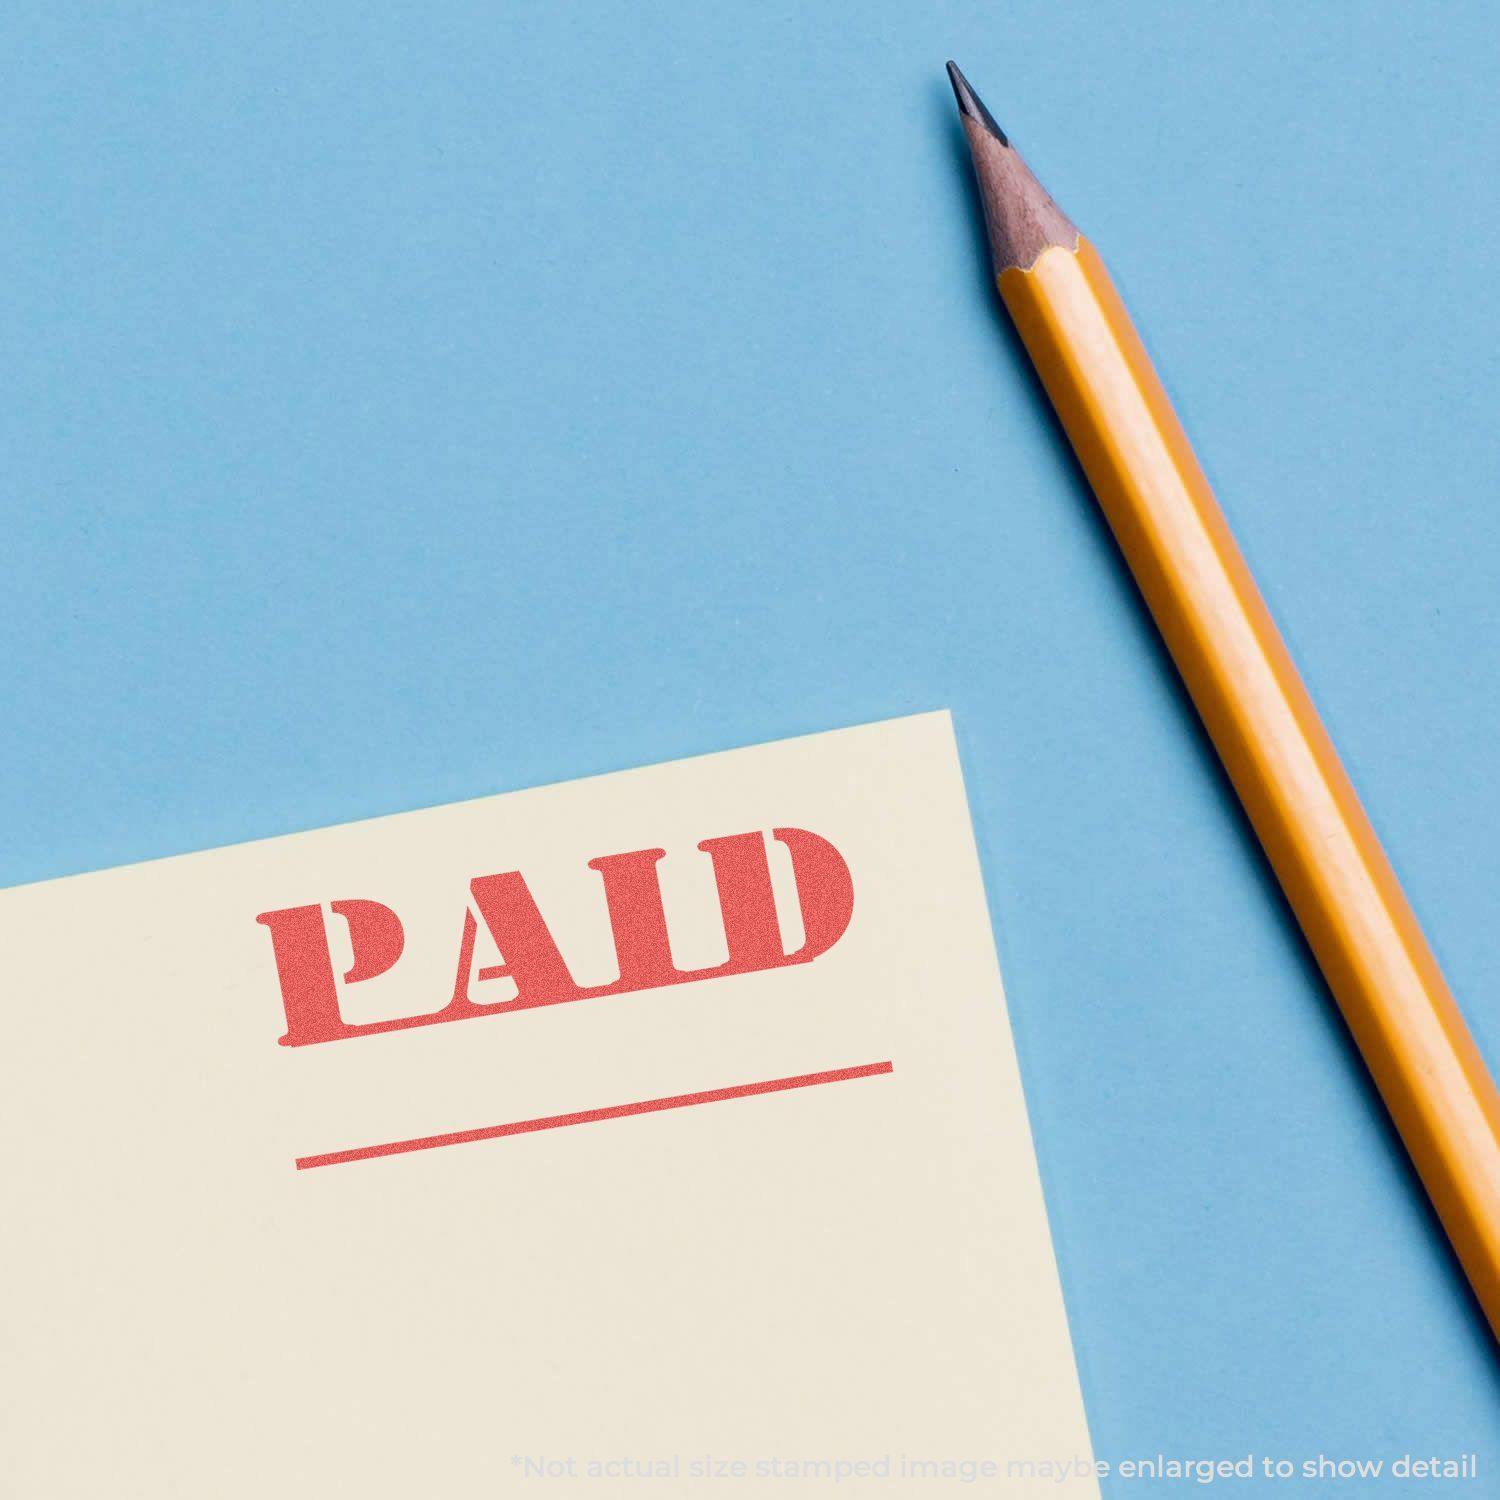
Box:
(947, 61), (1078, 275)
(945, 61), (1008, 147)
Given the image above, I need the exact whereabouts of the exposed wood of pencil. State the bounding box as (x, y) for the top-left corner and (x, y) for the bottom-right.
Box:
(947, 61), (1500, 1337)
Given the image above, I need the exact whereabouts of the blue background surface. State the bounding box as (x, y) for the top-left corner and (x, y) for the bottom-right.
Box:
(5, 2), (1499, 1489)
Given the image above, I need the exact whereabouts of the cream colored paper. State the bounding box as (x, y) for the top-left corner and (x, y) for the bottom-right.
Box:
(2, 712), (1097, 1497)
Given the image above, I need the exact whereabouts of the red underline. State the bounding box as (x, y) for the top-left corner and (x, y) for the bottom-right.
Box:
(295, 1059), (894, 1170)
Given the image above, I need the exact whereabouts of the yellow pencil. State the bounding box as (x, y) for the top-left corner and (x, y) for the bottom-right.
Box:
(946, 60), (1500, 1336)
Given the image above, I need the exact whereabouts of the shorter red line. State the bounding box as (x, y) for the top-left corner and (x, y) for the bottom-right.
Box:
(295, 1060), (894, 1170)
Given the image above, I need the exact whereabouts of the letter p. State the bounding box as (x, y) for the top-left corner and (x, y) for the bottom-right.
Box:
(255, 899), (405, 1046)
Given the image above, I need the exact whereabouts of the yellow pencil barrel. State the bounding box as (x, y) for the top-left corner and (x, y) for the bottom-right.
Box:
(1001, 237), (1500, 1334)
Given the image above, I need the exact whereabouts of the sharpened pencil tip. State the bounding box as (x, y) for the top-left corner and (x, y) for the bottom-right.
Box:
(947, 61), (1076, 273)
(945, 61), (1008, 147)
